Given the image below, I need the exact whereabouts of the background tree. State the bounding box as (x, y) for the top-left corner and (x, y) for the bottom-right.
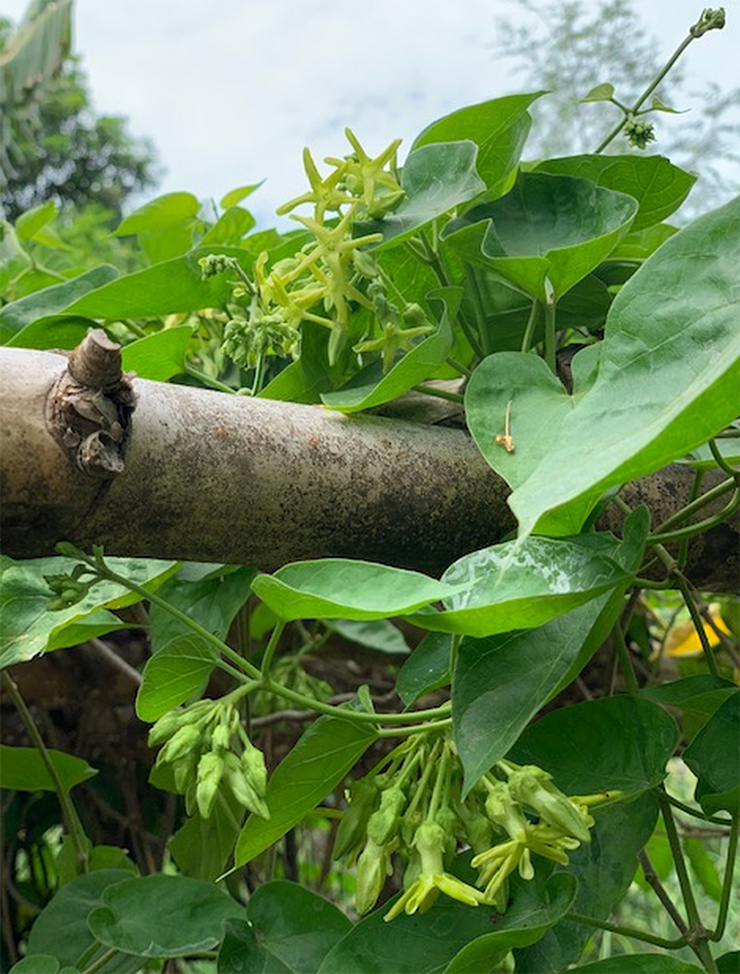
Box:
(0, 4), (159, 224)
(494, 0), (740, 217)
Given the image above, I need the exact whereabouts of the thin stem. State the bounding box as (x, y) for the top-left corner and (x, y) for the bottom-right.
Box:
(261, 623), (286, 679)
(184, 363), (237, 394)
(120, 319), (147, 339)
(652, 477), (735, 535)
(446, 357), (472, 379)
(612, 620), (640, 695)
(711, 809), (739, 942)
(664, 793), (732, 826)
(595, 22), (701, 154)
(673, 573), (721, 678)
(708, 437), (740, 478)
(520, 299), (541, 354)
(81, 947), (119, 974)
(543, 291), (557, 374)
(638, 849), (688, 935)
(1, 671), (90, 874)
(678, 469), (704, 569)
(658, 789), (708, 947)
(648, 489), (739, 545)
(377, 718), (452, 738)
(566, 910), (686, 950)
(412, 384), (464, 404)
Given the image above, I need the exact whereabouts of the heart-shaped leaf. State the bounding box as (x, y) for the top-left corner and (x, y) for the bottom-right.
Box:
(683, 692), (739, 814)
(442, 171), (638, 301)
(506, 194), (740, 537)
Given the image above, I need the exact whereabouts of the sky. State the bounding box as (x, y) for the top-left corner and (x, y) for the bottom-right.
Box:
(3, 0), (738, 227)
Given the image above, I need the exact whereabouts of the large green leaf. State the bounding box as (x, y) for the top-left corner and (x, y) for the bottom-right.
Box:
(251, 559), (457, 623)
(442, 172), (637, 302)
(27, 869), (138, 971)
(60, 246), (251, 320)
(6, 314), (96, 350)
(641, 677), (738, 739)
(358, 141), (485, 249)
(0, 554), (178, 669)
(411, 92), (546, 197)
(406, 529), (634, 638)
(199, 206), (255, 246)
(509, 696), (677, 797)
(514, 793), (659, 972)
(0, 745), (96, 792)
(115, 192), (200, 263)
(317, 887), (496, 974)
(88, 874), (243, 956)
(136, 638), (218, 723)
(506, 195), (740, 537)
(0, 265), (118, 342)
(168, 790), (245, 882)
(444, 872), (577, 973)
(535, 155), (696, 231)
(397, 632), (452, 707)
(217, 882), (351, 974)
(683, 692), (739, 814)
(235, 713), (376, 867)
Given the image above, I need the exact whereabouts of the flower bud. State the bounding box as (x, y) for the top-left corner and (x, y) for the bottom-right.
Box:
(333, 779), (379, 861)
(224, 753), (270, 819)
(156, 724), (202, 767)
(367, 785), (406, 847)
(196, 752), (225, 819)
(211, 723), (231, 751)
(508, 766), (590, 843)
(241, 741), (268, 797)
(355, 837), (393, 915)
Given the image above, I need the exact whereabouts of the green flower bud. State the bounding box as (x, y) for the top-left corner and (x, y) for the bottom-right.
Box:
(241, 740), (268, 797)
(485, 781), (529, 841)
(508, 766), (590, 843)
(355, 836), (393, 915)
(351, 248), (380, 280)
(196, 752), (225, 818)
(173, 751), (199, 793)
(224, 752), (270, 819)
(147, 711), (183, 748)
(367, 784), (406, 847)
(333, 779), (380, 861)
(211, 724), (231, 751)
(156, 724), (202, 767)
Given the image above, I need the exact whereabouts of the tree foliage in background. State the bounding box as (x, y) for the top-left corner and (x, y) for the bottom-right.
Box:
(494, 0), (740, 216)
(0, 8), (159, 223)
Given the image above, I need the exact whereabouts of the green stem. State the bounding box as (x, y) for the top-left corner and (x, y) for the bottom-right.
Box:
(120, 319), (147, 339)
(446, 357), (472, 379)
(711, 809), (739, 942)
(1, 671), (90, 874)
(648, 489), (739, 545)
(412, 384), (464, 404)
(678, 469), (704, 568)
(566, 910), (686, 950)
(672, 573), (721, 678)
(543, 291), (557, 374)
(664, 792), (732, 826)
(81, 947), (120, 974)
(261, 623), (286, 679)
(520, 299), (541, 354)
(708, 436), (740, 478)
(377, 718), (452, 739)
(184, 363), (237, 394)
(652, 477), (735, 535)
(594, 21), (703, 154)
(612, 621), (640, 695)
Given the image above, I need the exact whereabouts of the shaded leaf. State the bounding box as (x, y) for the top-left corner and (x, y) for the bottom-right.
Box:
(683, 692), (739, 814)
(0, 745), (96, 792)
(572, 954), (703, 972)
(397, 632), (452, 707)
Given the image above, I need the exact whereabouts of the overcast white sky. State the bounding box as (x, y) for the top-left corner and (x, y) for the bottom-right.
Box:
(4, 0), (738, 226)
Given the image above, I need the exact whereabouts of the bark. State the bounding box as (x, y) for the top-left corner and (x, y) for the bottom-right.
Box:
(1, 339), (737, 589)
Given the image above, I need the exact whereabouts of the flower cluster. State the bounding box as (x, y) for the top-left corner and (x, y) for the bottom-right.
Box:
(149, 697), (269, 820)
(203, 129), (421, 374)
(334, 730), (616, 921)
(623, 114), (656, 149)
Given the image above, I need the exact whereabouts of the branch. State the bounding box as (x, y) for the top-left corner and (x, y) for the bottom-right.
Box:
(1, 342), (737, 590)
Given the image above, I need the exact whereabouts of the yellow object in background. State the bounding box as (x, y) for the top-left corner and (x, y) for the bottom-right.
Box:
(664, 604), (731, 657)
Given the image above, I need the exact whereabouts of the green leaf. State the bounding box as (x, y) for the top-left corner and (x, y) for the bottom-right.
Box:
(15, 201), (58, 241)
(683, 692), (739, 814)
(641, 676), (738, 738)
(397, 632), (452, 707)
(317, 889), (496, 974)
(6, 315), (96, 350)
(116, 192), (200, 263)
(321, 295), (455, 412)
(61, 247), (251, 320)
(0, 265), (118, 342)
(515, 793), (659, 972)
(120, 325), (191, 381)
(535, 155), (695, 231)
(442, 171), (637, 301)
(407, 529), (635, 638)
(199, 206), (255, 246)
(218, 882), (351, 974)
(9, 956), (61, 974)
(88, 874), (244, 956)
(358, 141), (485, 249)
(0, 554), (178, 669)
(27, 869), (137, 969)
(259, 320), (335, 404)
(324, 618), (411, 655)
(684, 837), (723, 902)
(136, 565), (255, 721)
(507, 195), (740, 537)
(251, 559), (457, 623)
(220, 183), (264, 209)
(572, 954), (704, 972)
(411, 92), (546, 197)
(444, 872), (577, 973)
(168, 790), (245, 882)
(235, 714), (376, 867)
(0, 745), (96, 792)
(608, 222), (678, 260)
(581, 83), (615, 102)
(509, 696), (677, 797)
